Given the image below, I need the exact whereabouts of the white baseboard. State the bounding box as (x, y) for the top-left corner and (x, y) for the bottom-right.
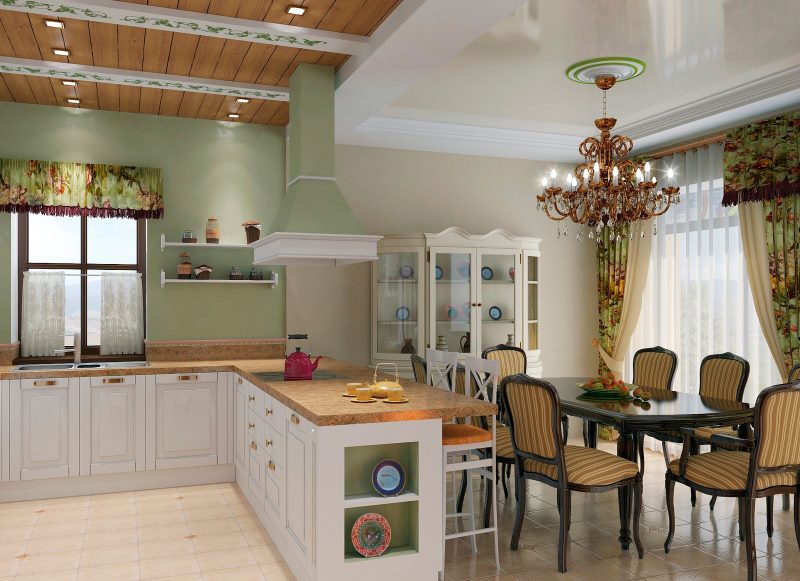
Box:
(0, 464), (235, 503)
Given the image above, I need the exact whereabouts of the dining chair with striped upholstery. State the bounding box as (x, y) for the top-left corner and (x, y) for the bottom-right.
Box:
(411, 354), (427, 385)
(502, 374), (644, 573)
(665, 382), (800, 581)
(631, 347), (678, 472)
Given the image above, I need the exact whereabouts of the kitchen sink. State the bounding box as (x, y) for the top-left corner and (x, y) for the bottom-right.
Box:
(13, 361), (150, 371)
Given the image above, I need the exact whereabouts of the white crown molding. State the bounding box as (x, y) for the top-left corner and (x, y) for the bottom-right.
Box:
(0, 56), (290, 101)
(0, 0), (369, 54)
(424, 227), (541, 249)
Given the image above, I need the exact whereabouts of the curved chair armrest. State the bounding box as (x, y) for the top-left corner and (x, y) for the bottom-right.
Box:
(710, 433), (754, 449)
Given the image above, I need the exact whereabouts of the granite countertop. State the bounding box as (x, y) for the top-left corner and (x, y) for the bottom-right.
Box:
(0, 358), (497, 427)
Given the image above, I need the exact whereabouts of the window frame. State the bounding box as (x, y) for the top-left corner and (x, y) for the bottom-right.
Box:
(17, 214), (147, 361)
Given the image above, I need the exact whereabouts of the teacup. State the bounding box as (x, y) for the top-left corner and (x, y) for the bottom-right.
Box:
(385, 387), (405, 402)
(346, 382), (363, 396)
(355, 387), (372, 401)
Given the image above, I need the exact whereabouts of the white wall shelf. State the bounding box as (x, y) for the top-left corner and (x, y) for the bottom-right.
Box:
(160, 270), (278, 288)
(160, 233), (253, 251)
(343, 491), (419, 509)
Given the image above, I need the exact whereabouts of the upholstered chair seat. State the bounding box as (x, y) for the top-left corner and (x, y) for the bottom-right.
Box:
(668, 451), (796, 491)
(524, 445), (639, 486)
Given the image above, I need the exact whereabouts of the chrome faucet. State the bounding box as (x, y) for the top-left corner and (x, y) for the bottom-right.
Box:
(54, 333), (81, 364)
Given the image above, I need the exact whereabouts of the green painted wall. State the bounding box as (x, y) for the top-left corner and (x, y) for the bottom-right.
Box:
(0, 102), (286, 341)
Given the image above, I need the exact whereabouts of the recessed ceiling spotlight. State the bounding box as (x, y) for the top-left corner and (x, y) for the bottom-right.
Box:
(62, 80), (77, 87)
(236, 98), (250, 104)
(67, 98), (80, 104)
(228, 113), (240, 119)
(53, 48), (70, 57)
(45, 20), (64, 29)
(287, 6), (306, 16)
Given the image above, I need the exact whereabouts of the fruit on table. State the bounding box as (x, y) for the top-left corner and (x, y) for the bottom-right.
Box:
(582, 372), (627, 391)
(632, 387), (651, 400)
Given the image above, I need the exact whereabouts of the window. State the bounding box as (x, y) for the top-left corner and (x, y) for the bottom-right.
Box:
(18, 214), (146, 356)
(626, 144), (781, 405)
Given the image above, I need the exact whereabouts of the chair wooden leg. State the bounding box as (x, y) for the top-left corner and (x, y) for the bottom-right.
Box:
(501, 464), (509, 498)
(582, 419), (589, 447)
(794, 487), (800, 550)
(710, 494), (718, 511)
(633, 476), (644, 559)
(689, 439), (699, 507)
(767, 495), (774, 538)
(557, 487), (570, 573)
(738, 497), (745, 542)
(637, 433), (645, 472)
(664, 475), (676, 553)
(561, 415), (570, 444)
(744, 495), (757, 581)
(661, 440), (670, 466)
(510, 472), (526, 551)
(784, 492), (791, 511)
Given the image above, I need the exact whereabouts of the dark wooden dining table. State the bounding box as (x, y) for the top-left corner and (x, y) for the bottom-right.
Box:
(545, 377), (754, 551)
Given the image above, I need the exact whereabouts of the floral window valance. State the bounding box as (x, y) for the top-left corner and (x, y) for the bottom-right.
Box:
(722, 110), (800, 207)
(0, 159), (163, 219)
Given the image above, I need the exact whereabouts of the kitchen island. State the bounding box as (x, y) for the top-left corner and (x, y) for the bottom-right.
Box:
(0, 357), (495, 581)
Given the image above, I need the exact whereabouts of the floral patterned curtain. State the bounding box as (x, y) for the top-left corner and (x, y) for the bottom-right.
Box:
(597, 224), (630, 373)
(0, 159), (163, 218)
(722, 110), (799, 207)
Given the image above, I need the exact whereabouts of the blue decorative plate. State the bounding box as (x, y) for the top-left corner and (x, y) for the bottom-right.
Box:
(489, 306), (502, 320)
(395, 306), (410, 321)
(372, 459), (406, 496)
(435, 266), (443, 280)
(456, 261), (470, 279)
(399, 264), (414, 279)
(481, 266), (494, 280)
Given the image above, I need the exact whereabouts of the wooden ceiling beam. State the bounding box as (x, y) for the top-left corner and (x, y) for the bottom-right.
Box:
(0, 0), (370, 55)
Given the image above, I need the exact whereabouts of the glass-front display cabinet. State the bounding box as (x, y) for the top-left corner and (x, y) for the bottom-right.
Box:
(372, 229), (541, 377)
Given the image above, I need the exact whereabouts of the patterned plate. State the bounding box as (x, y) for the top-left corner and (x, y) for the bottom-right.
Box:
(372, 459), (406, 496)
(351, 512), (391, 558)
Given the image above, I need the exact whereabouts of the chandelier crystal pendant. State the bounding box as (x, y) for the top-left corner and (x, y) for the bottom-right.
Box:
(537, 70), (680, 241)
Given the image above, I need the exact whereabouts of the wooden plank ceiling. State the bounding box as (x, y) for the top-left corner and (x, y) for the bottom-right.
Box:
(0, 0), (401, 125)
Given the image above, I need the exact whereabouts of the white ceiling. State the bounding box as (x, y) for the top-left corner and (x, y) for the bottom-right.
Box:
(336, 0), (800, 161)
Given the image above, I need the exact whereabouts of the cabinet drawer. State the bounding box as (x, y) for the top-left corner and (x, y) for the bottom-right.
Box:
(263, 422), (285, 467)
(264, 457), (284, 519)
(248, 451), (265, 495)
(247, 410), (264, 448)
(263, 393), (282, 427)
(90, 375), (136, 387)
(156, 372), (217, 384)
(286, 409), (309, 435)
(248, 385), (263, 414)
(21, 377), (69, 390)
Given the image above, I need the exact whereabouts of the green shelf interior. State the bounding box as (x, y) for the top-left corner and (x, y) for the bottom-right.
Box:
(344, 501), (419, 561)
(344, 442), (419, 498)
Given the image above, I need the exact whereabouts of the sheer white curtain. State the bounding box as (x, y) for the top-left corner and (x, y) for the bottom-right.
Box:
(21, 271), (66, 357)
(101, 272), (144, 355)
(627, 144), (781, 449)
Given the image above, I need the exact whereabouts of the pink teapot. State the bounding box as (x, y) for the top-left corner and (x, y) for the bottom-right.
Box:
(284, 334), (321, 381)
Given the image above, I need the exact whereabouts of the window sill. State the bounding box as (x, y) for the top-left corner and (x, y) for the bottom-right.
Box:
(13, 354), (146, 365)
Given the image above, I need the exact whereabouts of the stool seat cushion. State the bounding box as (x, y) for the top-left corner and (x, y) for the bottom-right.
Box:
(442, 424), (493, 446)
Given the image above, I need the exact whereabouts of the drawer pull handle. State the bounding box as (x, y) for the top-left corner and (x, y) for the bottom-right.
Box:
(265, 408), (273, 416)
(250, 441), (257, 451)
(248, 395), (255, 402)
(102, 377), (124, 384)
(33, 380), (57, 387)
(177, 375), (197, 381)
(248, 423), (255, 429)
(290, 414), (300, 425)
(265, 439), (272, 447)
(268, 461), (276, 472)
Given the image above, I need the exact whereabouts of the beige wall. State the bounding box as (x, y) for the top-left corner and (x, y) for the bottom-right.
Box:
(289, 145), (598, 376)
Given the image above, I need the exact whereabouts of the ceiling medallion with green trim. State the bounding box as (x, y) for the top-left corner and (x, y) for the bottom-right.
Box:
(565, 56), (646, 84)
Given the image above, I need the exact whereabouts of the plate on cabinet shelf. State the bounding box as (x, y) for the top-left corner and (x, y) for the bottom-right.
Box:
(456, 261), (470, 279)
(399, 264), (414, 279)
(435, 266), (443, 280)
(372, 459), (407, 496)
(395, 306), (410, 321)
(351, 512), (392, 558)
(489, 306), (503, 320)
(481, 266), (494, 280)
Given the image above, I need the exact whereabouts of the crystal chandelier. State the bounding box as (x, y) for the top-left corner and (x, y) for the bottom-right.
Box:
(537, 75), (680, 241)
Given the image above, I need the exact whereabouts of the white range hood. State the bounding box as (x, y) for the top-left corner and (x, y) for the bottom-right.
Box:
(251, 232), (382, 266)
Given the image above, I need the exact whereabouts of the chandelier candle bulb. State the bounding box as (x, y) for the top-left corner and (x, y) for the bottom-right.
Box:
(612, 166), (619, 186)
(644, 161), (651, 179)
(582, 168), (589, 188)
(593, 161), (600, 183)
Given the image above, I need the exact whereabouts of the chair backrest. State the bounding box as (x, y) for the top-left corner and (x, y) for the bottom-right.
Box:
(788, 363), (800, 383)
(410, 354), (427, 385)
(464, 356), (500, 405)
(501, 374), (563, 464)
(482, 345), (527, 379)
(632, 346), (678, 391)
(699, 352), (750, 401)
(751, 383), (800, 475)
(425, 348), (459, 390)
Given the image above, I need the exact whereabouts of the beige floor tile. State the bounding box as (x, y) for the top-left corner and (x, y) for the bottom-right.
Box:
(135, 499), (184, 514)
(137, 523), (191, 542)
(183, 506), (233, 522)
(235, 514), (264, 531)
(82, 528), (139, 548)
(137, 510), (186, 528)
(0, 540), (28, 560)
(31, 521), (86, 538)
(14, 570), (78, 581)
(0, 556), (21, 578)
(87, 503), (137, 519)
(36, 507), (89, 524)
(138, 538), (195, 561)
(25, 533), (84, 555)
(650, 544), (730, 570)
(187, 517), (241, 535)
(0, 512), (39, 528)
(191, 531), (249, 553)
(250, 544), (284, 565)
(196, 547), (257, 571)
(15, 549), (82, 576)
(0, 525), (32, 543)
(89, 492), (137, 505)
(80, 543), (139, 567)
(203, 565), (266, 581)
(148, 575), (203, 581)
(78, 562), (140, 581)
(139, 555), (200, 580)
(259, 562), (295, 581)
(241, 526), (276, 547)
(85, 515), (137, 532)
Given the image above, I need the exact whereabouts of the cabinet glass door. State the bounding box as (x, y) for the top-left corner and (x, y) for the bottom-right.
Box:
(477, 251), (518, 353)
(430, 249), (474, 355)
(526, 253), (539, 351)
(375, 251), (422, 356)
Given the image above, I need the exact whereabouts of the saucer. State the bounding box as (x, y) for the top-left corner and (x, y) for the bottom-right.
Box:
(383, 398), (409, 404)
(352, 398), (377, 403)
(342, 393), (357, 397)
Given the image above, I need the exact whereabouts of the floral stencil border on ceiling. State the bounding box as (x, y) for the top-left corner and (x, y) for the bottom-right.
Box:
(0, 159), (163, 219)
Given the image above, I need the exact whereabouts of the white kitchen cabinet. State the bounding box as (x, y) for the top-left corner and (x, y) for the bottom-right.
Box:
(9, 377), (79, 481)
(234, 376), (249, 472)
(79, 375), (145, 475)
(1, 380), (9, 483)
(152, 373), (220, 469)
(373, 228), (542, 376)
(284, 410), (313, 561)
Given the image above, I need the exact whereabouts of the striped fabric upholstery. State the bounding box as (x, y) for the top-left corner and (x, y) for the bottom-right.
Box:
(524, 445), (639, 486)
(758, 390), (800, 469)
(694, 426), (737, 440)
(485, 348), (526, 379)
(411, 356), (427, 384)
(668, 451), (796, 491)
(633, 350), (676, 390)
(496, 426), (513, 459)
(700, 357), (747, 400)
(504, 381), (558, 459)
(453, 366), (466, 396)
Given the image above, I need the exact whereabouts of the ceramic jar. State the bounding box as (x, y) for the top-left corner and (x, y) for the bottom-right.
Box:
(205, 217), (220, 244)
(229, 266), (243, 280)
(177, 252), (192, 279)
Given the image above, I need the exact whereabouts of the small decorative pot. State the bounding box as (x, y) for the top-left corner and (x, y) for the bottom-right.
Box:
(229, 266), (243, 280)
(177, 252), (192, 279)
(194, 264), (213, 280)
(506, 333), (514, 346)
(436, 335), (448, 351)
(242, 220), (261, 244)
(249, 267), (264, 281)
(205, 217), (220, 244)
(181, 229), (197, 243)
(400, 338), (416, 354)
